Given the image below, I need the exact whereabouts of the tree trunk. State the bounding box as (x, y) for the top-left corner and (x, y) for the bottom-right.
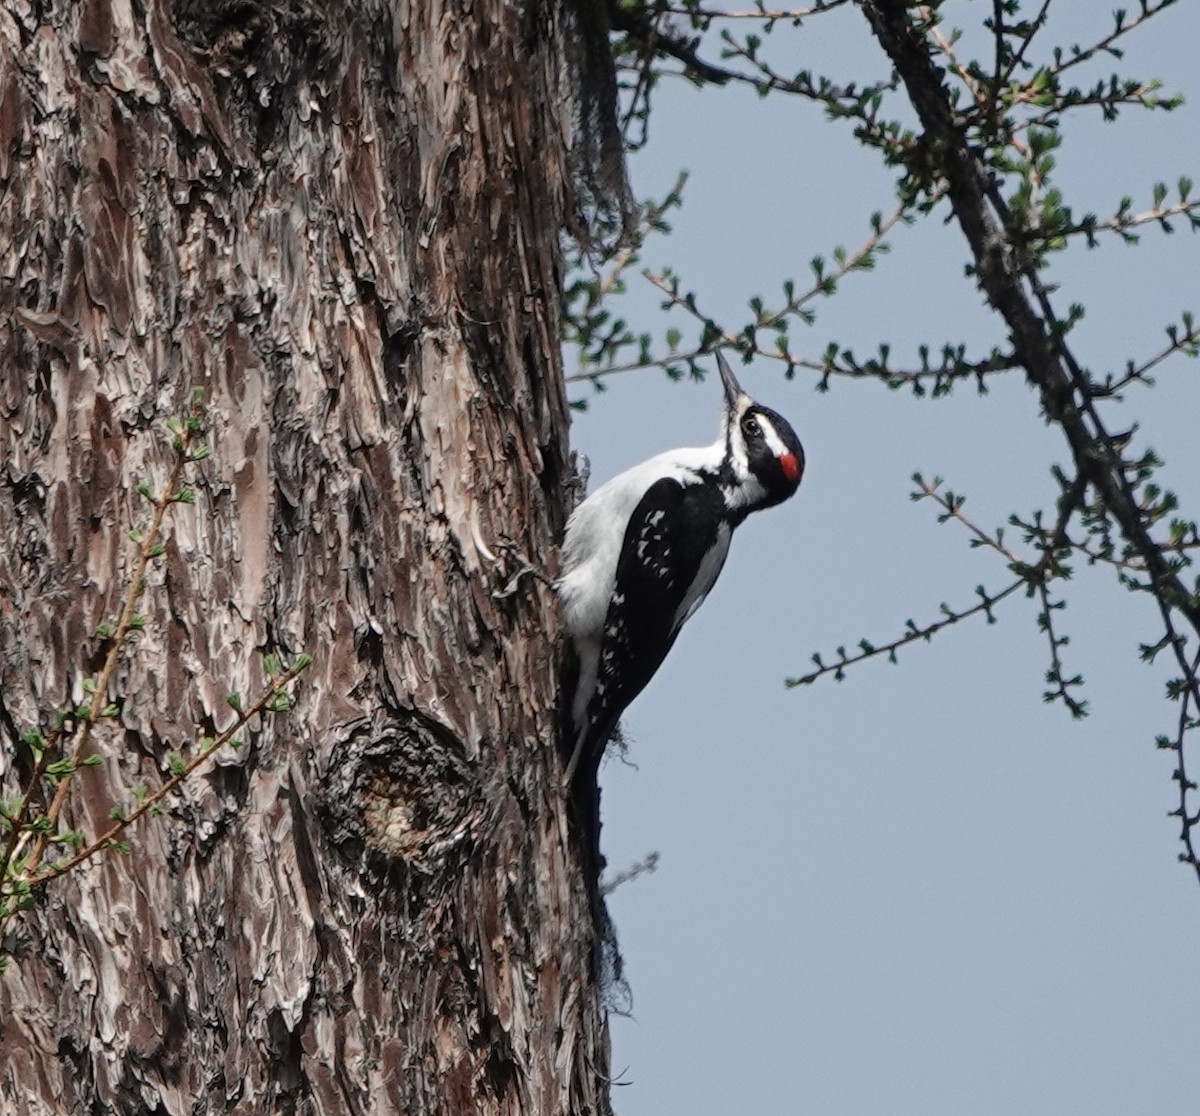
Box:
(0, 1), (611, 1112)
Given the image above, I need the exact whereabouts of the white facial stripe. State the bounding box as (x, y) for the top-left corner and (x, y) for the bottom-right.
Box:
(760, 415), (790, 459)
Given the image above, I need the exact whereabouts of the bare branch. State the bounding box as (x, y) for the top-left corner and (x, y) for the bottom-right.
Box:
(1043, 198), (1200, 247)
(1048, 0), (1182, 80)
(858, 0), (1200, 642)
(657, 0), (850, 21)
(788, 579), (1025, 686)
(20, 405), (204, 881)
(600, 852), (661, 897)
(995, 0), (1052, 91)
(913, 476), (1025, 566)
(569, 201), (922, 384)
(1034, 577), (1088, 717)
(1093, 313), (1200, 397)
(24, 658), (311, 890)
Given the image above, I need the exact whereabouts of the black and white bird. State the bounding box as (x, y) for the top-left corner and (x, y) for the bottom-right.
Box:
(559, 350), (805, 783)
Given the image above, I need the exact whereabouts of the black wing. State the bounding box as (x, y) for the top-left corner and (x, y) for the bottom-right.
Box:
(579, 476), (727, 765)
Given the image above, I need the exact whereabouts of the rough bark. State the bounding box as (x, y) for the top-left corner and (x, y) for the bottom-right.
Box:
(0, 1), (611, 1112)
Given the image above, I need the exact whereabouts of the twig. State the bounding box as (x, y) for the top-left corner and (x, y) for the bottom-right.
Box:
(914, 477), (1025, 566)
(1048, 0), (1180, 80)
(1156, 611), (1200, 883)
(23, 658), (311, 889)
(21, 412), (202, 880)
(1015, 83), (1177, 130)
(611, 4), (733, 88)
(567, 341), (1016, 387)
(656, 0), (850, 21)
(570, 201), (919, 384)
(1043, 199), (1200, 246)
(0, 723), (66, 891)
(600, 852), (660, 897)
(713, 33), (901, 122)
(1092, 317), (1200, 397)
(995, 0), (1052, 92)
(922, 5), (988, 109)
(788, 579), (1025, 686)
(1035, 578), (1087, 716)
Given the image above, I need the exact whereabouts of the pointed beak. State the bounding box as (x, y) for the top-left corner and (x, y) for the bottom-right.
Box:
(715, 350), (744, 410)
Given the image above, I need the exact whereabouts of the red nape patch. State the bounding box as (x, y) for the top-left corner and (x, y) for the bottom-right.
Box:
(780, 453), (800, 482)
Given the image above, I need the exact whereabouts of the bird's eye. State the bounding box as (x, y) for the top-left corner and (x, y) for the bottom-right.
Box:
(741, 415), (761, 438)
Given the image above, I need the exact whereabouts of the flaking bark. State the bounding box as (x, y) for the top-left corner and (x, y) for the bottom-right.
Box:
(0, 1), (611, 1112)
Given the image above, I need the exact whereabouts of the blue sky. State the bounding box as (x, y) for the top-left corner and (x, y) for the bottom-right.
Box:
(566, 4), (1200, 1112)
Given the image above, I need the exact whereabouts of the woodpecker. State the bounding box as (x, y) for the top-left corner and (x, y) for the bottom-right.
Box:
(559, 350), (805, 783)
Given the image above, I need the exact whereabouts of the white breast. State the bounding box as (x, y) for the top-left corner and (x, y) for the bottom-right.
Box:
(558, 444), (718, 642)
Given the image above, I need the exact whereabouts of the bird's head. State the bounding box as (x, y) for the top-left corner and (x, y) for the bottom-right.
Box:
(716, 350), (805, 513)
